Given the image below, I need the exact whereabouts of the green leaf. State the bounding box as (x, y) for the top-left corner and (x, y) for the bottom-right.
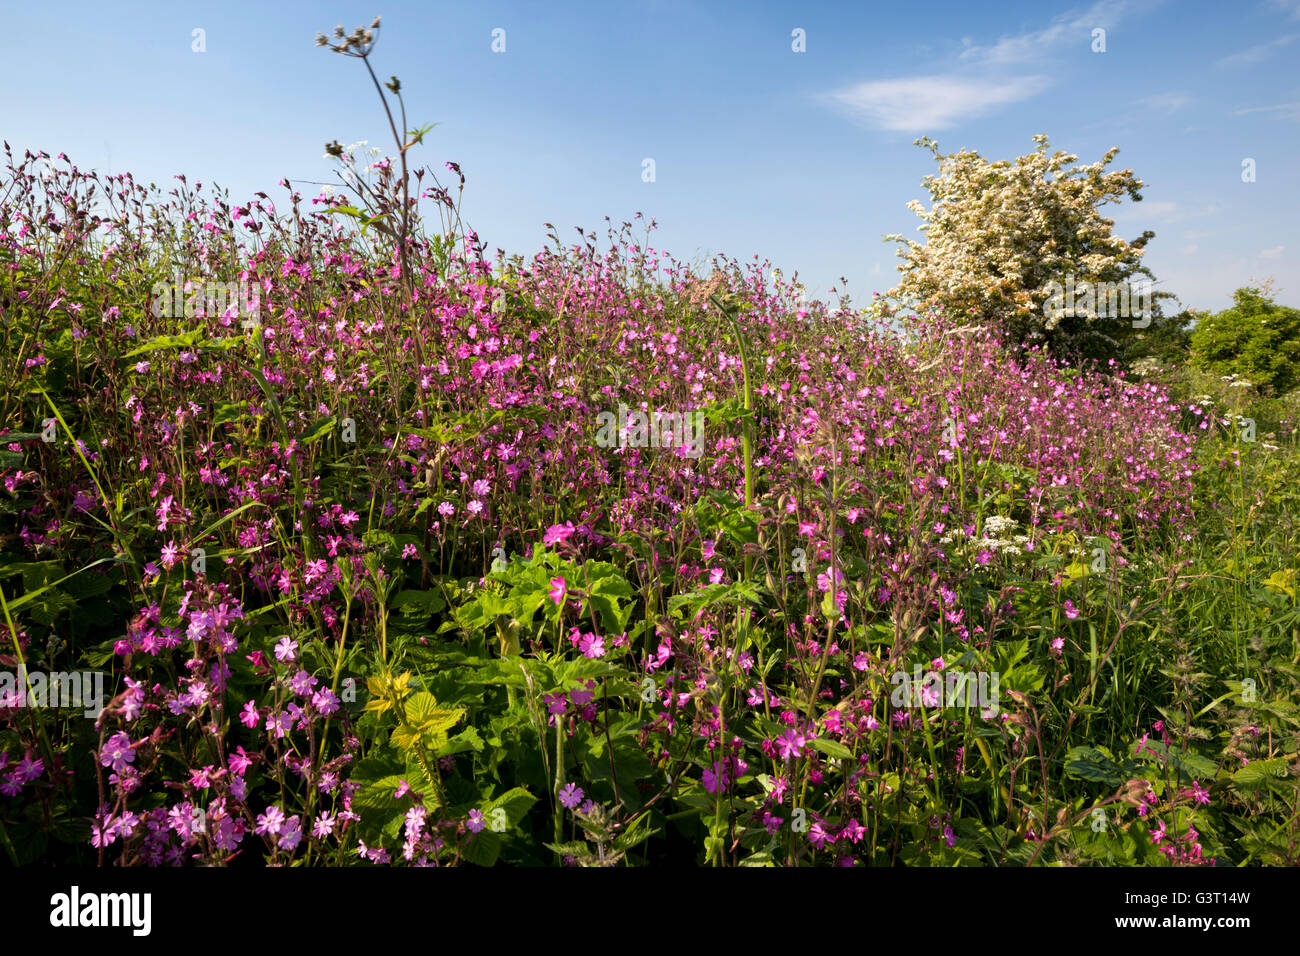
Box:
(390, 691), (467, 749)
(348, 751), (408, 841)
(1064, 745), (1128, 786)
(0, 557), (126, 615)
(811, 737), (854, 760)
(1232, 757), (1294, 790)
(612, 810), (659, 853)
(435, 726), (484, 757)
(389, 589), (447, 616)
(461, 829), (502, 866)
(483, 786), (537, 828)
(404, 692), (465, 737)
(543, 841), (589, 858)
(718, 509), (758, 546)
(296, 416), (338, 445)
(122, 328), (206, 358)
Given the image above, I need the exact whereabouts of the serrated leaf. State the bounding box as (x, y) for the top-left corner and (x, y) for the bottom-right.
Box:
(1064, 745), (1127, 786)
(405, 692), (465, 734)
(543, 841), (589, 858)
(435, 726), (484, 757)
(1232, 757), (1294, 790)
(484, 787), (537, 828)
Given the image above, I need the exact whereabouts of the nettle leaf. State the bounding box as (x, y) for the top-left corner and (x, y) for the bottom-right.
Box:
(1140, 741), (1220, 782)
(1062, 560), (1089, 581)
(543, 840), (589, 858)
(612, 810), (658, 853)
(512, 587), (549, 629)
(1064, 745), (1130, 786)
(667, 580), (761, 616)
(1232, 757), (1294, 790)
(363, 671), (414, 715)
(999, 662), (1044, 696)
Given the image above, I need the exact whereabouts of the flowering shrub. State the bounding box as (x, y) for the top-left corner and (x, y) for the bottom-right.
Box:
(884, 134), (1168, 363)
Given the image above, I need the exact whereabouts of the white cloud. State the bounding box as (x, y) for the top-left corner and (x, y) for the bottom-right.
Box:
(1111, 200), (1224, 225)
(1267, 0), (1300, 20)
(1135, 92), (1192, 113)
(1234, 101), (1300, 121)
(827, 74), (1050, 131)
(1111, 200), (1178, 221)
(822, 1), (1166, 133)
(1216, 33), (1300, 66)
(1260, 245), (1285, 258)
(1180, 244), (1199, 255)
(956, 0), (1148, 65)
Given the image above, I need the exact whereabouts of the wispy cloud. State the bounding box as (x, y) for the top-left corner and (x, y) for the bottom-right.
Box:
(1135, 92), (1193, 113)
(1260, 245), (1286, 258)
(1267, 0), (1300, 21)
(1216, 32), (1300, 66)
(1111, 200), (1223, 224)
(827, 75), (1050, 132)
(956, 0), (1156, 65)
(823, 0), (1162, 132)
(1111, 200), (1179, 221)
(1234, 101), (1300, 120)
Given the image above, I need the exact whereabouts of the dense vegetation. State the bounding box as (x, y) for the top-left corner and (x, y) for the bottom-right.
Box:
(1, 22), (1297, 867)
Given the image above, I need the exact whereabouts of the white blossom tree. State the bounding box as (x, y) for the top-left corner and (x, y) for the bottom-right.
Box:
(885, 134), (1169, 361)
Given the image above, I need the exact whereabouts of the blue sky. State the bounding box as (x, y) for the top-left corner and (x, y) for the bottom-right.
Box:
(3, 0), (1297, 312)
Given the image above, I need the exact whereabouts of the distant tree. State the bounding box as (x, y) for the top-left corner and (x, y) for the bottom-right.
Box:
(1190, 286), (1300, 395)
(885, 134), (1172, 364)
(1122, 304), (1195, 367)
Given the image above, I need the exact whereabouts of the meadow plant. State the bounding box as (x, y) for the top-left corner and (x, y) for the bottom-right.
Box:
(0, 26), (1296, 867)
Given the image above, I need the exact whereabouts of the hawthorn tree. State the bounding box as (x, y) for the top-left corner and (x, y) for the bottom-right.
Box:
(885, 134), (1170, 363)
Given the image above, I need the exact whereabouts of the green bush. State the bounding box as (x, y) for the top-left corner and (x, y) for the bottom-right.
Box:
(1190, 287), (1300, 396)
